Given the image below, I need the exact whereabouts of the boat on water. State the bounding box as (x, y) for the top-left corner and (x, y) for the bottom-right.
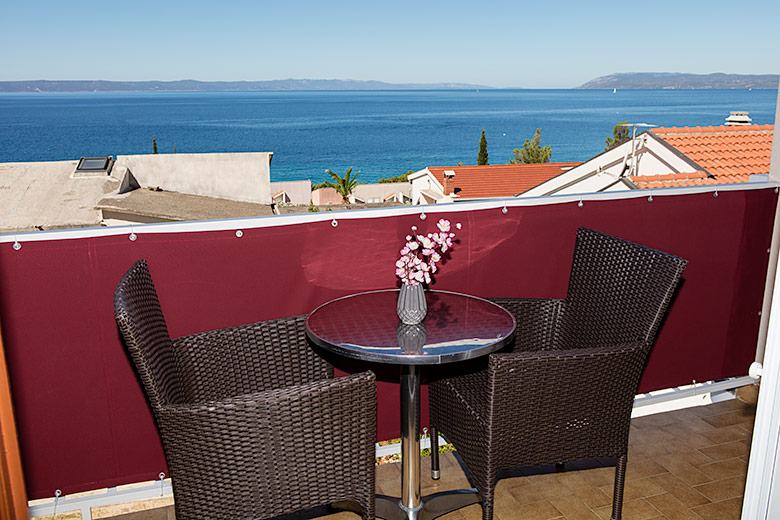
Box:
(613, 88), (617, 93)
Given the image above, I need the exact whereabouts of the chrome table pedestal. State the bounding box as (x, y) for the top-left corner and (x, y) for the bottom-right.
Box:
(305, 290), (515, 520)
(375, 365), (481, 520)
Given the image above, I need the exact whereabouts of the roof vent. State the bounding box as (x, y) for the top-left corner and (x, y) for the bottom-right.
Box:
(725, 111), (752, 126)
(73, 156), (114, 178)
(443, 170), (456, 178)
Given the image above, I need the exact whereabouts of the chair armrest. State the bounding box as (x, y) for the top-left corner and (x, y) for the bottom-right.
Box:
(172, 315), (332, 402)
(154, 371), (376, 518)
(485, 342), (650, 457)
(488, 297), (564, 352)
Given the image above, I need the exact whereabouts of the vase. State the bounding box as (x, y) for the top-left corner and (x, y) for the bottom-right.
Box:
(397, 322), (427, 353)
(397, 283), (427, 324)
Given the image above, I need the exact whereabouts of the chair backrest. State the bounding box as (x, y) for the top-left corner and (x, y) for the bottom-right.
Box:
(557, 228), (688, 350)
(114, 259), (184, 409)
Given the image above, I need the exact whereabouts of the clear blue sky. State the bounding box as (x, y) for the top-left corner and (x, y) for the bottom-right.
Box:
(2, 0), (778, 88)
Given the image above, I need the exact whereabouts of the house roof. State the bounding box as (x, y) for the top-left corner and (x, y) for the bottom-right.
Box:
(629, 170), (719, 190)
(427, 163), (581, 199)
(643, 124), (774, 187)
(97, 188), (275, 222)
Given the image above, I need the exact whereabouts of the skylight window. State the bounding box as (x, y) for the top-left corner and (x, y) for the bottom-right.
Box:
(74, 156), (114, 177)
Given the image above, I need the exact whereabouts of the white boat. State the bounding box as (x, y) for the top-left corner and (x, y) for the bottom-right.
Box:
(613, 88), (617, 94)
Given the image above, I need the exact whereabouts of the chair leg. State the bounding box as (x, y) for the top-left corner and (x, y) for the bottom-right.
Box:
(481, 488), (494, 520)
(611, 454), (627, 520)
(430, 426), (440, 479)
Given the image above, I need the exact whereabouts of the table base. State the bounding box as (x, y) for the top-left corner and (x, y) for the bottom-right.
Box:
(376, 489), (482, 520)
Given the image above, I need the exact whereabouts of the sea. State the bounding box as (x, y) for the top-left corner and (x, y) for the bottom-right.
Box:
(0, 89), (776, 184)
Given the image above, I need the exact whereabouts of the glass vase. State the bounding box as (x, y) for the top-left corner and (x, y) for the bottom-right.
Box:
(397, 283), (427, 324)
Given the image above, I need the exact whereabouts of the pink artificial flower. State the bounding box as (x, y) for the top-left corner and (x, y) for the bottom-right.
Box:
(437, 219), (451, 232)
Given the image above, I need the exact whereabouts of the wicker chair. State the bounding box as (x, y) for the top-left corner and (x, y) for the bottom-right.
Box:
(114, 259), (377, 520)
(429, 228), (688, 520)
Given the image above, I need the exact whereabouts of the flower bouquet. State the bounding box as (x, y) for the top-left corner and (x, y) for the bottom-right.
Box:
(395, 218), (460, 324)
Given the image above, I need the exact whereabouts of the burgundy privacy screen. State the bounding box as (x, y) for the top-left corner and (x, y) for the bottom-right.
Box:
(0, 187), (775, 499)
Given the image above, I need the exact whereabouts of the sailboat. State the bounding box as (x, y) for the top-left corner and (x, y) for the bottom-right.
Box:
(613, 88), (617, 94)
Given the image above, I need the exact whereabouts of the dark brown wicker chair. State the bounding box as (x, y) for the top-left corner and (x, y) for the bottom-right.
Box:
(114, 259), (377, 520)
(429, 228), (688, 520)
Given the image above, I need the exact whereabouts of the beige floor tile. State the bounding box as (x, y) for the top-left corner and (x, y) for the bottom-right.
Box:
(645, 492), (701, 520)
(600, 477), (666, 501)
(649, 473), (711, 508)
(593, 498), (661, 520)
(508, 480), (571, 505)
(547, 493), (601, 520)
(690, 496), (743, 519)
(496, 499), (561, 520)
(654, 454), (713, 486)
(698, 440), (751, 461)
(693, 475), (747, 502)
(557, 472), (613, 509)
(699, 424), (752, 445)
(699, 409), (756, 429)
(696, 457), (748, 481)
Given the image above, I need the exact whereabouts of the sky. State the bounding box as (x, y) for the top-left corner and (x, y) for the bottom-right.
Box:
(2, 0), (779, 89)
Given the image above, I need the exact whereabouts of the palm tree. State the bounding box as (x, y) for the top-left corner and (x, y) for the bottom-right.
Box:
(326, 167), (360, 204)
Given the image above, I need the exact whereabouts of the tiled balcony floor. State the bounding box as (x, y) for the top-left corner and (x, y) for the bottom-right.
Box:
(94, 396), (755, 520)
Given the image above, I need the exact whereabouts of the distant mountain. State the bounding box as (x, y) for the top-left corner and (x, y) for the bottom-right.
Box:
(0, 79), (493, 93)
(578, 73), (779, 89)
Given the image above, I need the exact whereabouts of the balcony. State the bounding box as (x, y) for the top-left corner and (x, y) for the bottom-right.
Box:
(2, 178), (779, 519)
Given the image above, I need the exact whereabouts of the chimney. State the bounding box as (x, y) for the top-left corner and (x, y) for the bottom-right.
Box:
(443, 170), (456, 195)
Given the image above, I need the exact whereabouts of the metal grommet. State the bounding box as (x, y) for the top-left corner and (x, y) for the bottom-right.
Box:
(577, 199), (584, 208)
(12, 241), (21, 251)
(331, 219), (338, 227)
(420, 212), (427, 220)
(502, 205), (508, 214)
(159, 472), (166, 480)
(129, 232), (137, 241)
(235, 230), (243, 238)
(648, 193), (653, 202)
(54, 489), (62, 498)
(713, 191), (719, 198)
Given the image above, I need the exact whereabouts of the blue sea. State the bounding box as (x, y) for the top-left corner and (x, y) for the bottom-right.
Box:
(0, 89), (776, 184)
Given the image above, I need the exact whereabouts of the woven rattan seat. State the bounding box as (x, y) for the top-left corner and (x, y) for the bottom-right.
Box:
(114, 259), (377, 520)
(429, 228), (688, 520)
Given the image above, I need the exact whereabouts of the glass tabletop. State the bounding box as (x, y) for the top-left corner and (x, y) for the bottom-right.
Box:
(305, 289), (516, 364)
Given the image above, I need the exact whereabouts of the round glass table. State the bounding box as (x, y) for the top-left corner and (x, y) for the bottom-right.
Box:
(306, 289), (516, 520)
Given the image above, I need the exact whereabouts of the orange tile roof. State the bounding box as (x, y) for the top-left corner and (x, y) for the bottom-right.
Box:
(629, 170), (721, 189)
(645, 124), (773, 187)
(427, 163), (580, 199)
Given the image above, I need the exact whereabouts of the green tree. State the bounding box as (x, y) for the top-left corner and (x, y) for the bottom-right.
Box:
(307, 200), (320, 212)
(511, 128), (551, 164)
(477, 129), (488, 165)
(605, 121), (630, 151)
(378, 171), (412, 183)
(325, 167), (360, 204)
(312, 180), (336, 190)
(152, 136), (158, 154)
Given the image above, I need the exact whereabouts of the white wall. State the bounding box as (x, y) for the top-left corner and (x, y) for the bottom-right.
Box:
(270, 180), (312, 205)
(410, 169), (444, 204)
(521, 133), (698, 197)
(354, 182), (411, 203)
(114, 152), (273, 204)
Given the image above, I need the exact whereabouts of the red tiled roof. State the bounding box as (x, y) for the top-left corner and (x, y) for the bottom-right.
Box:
(629, 171), (719, 189)
(427, 163), (581, 199)
(645, 124), (773, 187)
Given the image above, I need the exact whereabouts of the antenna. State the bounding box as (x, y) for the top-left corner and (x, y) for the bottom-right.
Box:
(618, 123), (657, 177)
